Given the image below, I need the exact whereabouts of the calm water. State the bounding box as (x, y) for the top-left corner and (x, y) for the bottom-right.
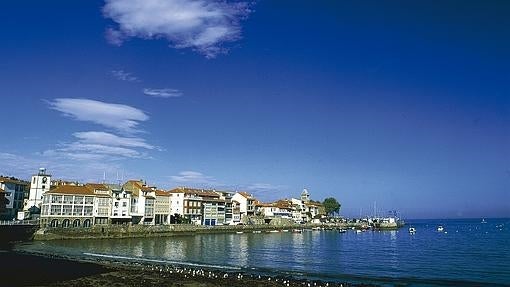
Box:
(16, 218), (510, 286)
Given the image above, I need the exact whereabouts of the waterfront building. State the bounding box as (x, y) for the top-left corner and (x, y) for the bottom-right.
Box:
(106, 184), (131, 224)
(168, 188), (185, 220)
(256, 200), (293, 220)
(154, 189), (171, 224)
(290, 189), (324, 223)
(0, 177), (29, 220)
(168, 187), (228, 225)
(40, 184), (112, 227)
(201, 191), (225, 226)
(231, 200), (241, 224)
(123, 180), (156, 225)
(215, 191), (234, 224)
(232, 192), (256, 221)
(25, 168), (51, 214)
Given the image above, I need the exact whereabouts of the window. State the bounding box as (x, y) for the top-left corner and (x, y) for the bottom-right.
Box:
(74, 196), (84, 204)
(50, 205), (61, 215)
(72, 219), (80, 227)
(42, 185), (45, 190)
(62, 219), (70, 228)
(63, 205), (72, 215)
(50, 219), (59, 228)
(63, 196), (73, 204)
(122, 202), (127, 207)
(115, 202), (119, 207)
(73, 206), (83, 216)
(84, 197), (94, 205)
(84, 206), (93, 216)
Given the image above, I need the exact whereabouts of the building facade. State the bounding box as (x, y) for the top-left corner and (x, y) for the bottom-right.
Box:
(0, 177), (29, 220)
(40, 185), (111, 228)
(25, 168), (51, 214)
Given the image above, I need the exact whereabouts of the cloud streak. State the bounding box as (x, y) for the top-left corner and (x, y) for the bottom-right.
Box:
(103, 0), (252, 58)
(111, 69), (139, 82)
(48, 98), (149, 134)
(144, 88), (183, 98)
(43, 131), (155, 161)
(170, 171), (217, 185)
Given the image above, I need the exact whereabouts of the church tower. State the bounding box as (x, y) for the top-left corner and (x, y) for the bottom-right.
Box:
(301, 188), (310, 202)
(25, 168), (51, 212)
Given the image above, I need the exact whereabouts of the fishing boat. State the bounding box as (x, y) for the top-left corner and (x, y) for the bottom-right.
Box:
(409, 227), (416, 234)
(437, 225), (444, 232)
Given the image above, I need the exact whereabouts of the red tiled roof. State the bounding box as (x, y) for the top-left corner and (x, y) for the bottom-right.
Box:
(85, 183), (109, 191)
(155, 190), (170, 196)
(168, 187), (220, 198)
(47, 185), (111, 197)
(238, 191), (254, 199)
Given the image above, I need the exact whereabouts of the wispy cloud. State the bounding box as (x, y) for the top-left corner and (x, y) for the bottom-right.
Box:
(73, 131), (155, 150)
(43, 131), (154, 161)
(170, 171), (217, 185)
(143, 88), (183, 98)
(48, 98), (149, 134)
(0, 152), (124, 184)
(102, 0), (252, 58)
(111, 69), (139, 82)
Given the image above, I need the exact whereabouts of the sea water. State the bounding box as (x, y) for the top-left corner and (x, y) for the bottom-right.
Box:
(16, 218), (510, 286)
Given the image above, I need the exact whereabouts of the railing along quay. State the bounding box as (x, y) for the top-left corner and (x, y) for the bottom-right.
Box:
(0, 219), (40, 226)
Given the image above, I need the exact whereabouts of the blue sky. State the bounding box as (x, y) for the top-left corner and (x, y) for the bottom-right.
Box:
(1, 0), (509, 219)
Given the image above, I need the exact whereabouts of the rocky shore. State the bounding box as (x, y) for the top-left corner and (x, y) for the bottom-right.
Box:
(4, 250), (379, 287)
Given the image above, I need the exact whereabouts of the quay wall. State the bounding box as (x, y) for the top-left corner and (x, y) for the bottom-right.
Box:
(33, 223), (322, 240)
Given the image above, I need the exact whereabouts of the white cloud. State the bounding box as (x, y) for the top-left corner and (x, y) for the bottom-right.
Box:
(0, 152), (123, 184)
(170, 171), (216, 185)
(43, 131), (155, 161)
(103, 0), (252, 58)
(48, 98), (149, 134)
(73, 131), (155, 149)
(111, 69), (139, 82)
(143, 88), (183, 98)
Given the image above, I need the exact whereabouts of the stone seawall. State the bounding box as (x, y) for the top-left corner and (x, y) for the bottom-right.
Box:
(33, 224), (312, 241)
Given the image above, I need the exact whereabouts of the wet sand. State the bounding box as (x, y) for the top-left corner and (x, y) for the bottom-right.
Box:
(2, 250), (377, 287)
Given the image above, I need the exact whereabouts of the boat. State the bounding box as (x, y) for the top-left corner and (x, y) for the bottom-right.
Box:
(267, 230), (279, 233)
(437, 225), (444, 232)
(355, 229), (362, 234)
(281, 229), (289, 232)
(252, 230), (261, 234)
(292, 229), (302, 233)
(338, 229), (347, 233)
(409, 227), (416, 234)
(481, 219), (487, 224)
(236, 231), (244, 234)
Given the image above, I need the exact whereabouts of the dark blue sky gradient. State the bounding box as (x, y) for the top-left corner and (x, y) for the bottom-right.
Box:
(0, 1), (508, 218)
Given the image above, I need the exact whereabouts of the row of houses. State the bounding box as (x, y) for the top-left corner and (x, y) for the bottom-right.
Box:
(3, 169), (325, 228)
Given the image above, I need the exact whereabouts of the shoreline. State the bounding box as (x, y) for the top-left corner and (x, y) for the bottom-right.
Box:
(7, 249), (378, 287)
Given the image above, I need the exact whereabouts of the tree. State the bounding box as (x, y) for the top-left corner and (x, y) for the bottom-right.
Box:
(323, 197), (341, 216)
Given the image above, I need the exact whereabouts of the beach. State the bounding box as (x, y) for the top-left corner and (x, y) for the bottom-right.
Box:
(2, 250), (376, 287)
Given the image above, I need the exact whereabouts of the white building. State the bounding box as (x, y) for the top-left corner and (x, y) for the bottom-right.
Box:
(107, 184), (131, 224)
(40, 184), (111, 227)
(25, 168), (51, 213)
(154, 189), (171, 224)
(123, 180), (156, 225)
(232, 192), (256, 221)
